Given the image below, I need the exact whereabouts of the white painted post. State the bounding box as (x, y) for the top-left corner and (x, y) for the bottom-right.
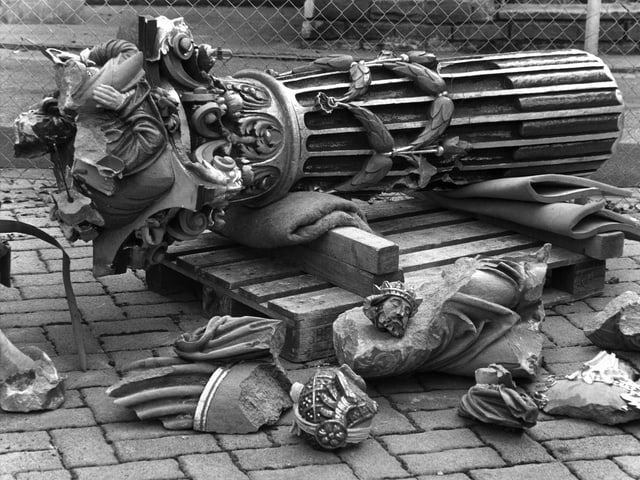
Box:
(584, 0), (602, 54)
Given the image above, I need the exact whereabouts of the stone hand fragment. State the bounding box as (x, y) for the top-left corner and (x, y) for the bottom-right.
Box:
(584, 291), (640, 351)
(458, 364), (538, 429)
(0, 329), (64, 412)
(290, 364), (378, 450)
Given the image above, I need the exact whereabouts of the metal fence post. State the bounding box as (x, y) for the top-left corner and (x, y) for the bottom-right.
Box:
(584, 0), (602, 54)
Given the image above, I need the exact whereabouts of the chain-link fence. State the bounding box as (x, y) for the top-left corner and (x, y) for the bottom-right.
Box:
(1, 0), (638, 185)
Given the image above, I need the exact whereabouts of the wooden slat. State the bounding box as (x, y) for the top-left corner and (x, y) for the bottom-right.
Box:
(387, 221), (511, 254)
(400, 233), (542, 272)
(306, 226), (399, 274)
(175, 246), (261, 271)
(201, 258), (301, 289)
(371, 210), (471, 235)
(268, 287), (362, 324)
(167, 232), (234, 256)
(239, 274), (331, 303)
(361, 198), (440, 221)
(281, 245), (404, 297)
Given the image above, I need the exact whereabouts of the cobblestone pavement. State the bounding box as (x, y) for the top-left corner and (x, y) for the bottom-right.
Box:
(3, 170), (640, 479)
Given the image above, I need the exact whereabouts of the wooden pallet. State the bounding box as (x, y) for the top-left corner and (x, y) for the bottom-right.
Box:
(149, 197), (620, 362)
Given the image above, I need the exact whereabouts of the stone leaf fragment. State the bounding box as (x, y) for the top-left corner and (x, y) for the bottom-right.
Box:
(584, 291), (640, 350)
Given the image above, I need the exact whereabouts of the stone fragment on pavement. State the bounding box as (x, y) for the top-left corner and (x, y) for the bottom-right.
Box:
(0, 329), (65, 412)
(584, 290), (640, 350)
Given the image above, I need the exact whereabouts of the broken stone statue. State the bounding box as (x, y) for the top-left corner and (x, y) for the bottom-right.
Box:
(13, 14), (624, 277)
(0, 328), (64, 412)
(584, 291), (640, 351)
(290, 364), (378, 450)
(458, 364), (538, 429)
(363, 280), (421, 338)
(333, 245), (550, 379)
(539, 351), (640, 425)
(106, 316), (292, 432)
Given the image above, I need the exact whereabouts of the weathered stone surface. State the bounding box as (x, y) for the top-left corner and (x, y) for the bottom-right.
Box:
(0, 330), (64, 412)
(584, 291), (640, 350)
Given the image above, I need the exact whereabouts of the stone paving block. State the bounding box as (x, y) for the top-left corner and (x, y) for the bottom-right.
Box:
(266, 425), (304, 446)
(11, 271), (96, 287)
(82, 387), (137, 424)
(217, 432), (272, 450)
(90, 317), (178, 337)
(583, 296), (616, 312)
(3, 326), (46, 344)
(528, 419), (621, 441)
(544, 361), (587, 377)
(53, 353), (112, 373)
(0, 310), (75, 328)
(553, 301), (594, 315)
(408, 408), (476, 431)
(234, 445), (340, 471)
(371, 375), (424, 394)
(65, 369), (120, 390)
(0, 409), (96, 433)
(0, 450), (63, 475)
(567, 459), (634, 480)
(0, 298), (68, 314)
(541, 315), (591, 347)
(102, 421), (193, 442)
(100, 331), (177, 351)
(50, 427), (117, 468)
(45, 324), (103, 355)
(180, 452), (249, 480)
(337, 438), (408, 480)
(402, 447), (505, 476)
(369, 397), (417, 436)
(606, 269), (640, 282)
(98, 272), (148, 293)
(247, 464), (358, 480)
(0, 285), (20, 301)
(0, 432), (51, 453)
(614, 456), (640, 478)
(77, 296), (126, 323)
(40, 246), (93, 260)
(113, 434), (220, 462)
(417, 474), (470, 480)
(113, 290), (196, 306)
(470, 462), (577, 480)
(545, 435), (640, 461)
(381, 428), (483, 455)
(603, 282), (640, 297)
(472, 427), (554, 464)
(10, 250), (46, 275)
(542, 345), (601, 364)
(390, 390), (468, 412)
(61, 390), (85, 409)
(21, 282), (105, 299)
(122, 302), (202, 319)
(44, 257), (93, 273)
(15, 470), (72, 480)
(607, 257), (639, 270)
(73, 459), (183, 480)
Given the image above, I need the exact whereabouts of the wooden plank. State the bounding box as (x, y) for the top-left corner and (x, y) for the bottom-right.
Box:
(386, 221), (511, 254)
(280, 245), (404, 297)
(239, 274), (332, 303)
(201, 258), (301, 289)
(306, 226), (399, 274)
(361, 198), (440, 221)
(268, 287), (362, 324)
(472, 214), (625, 260)
(175, 246), (262, 271)
(400, 233), (542, 272)
(167, 232), (234, 256)
(371, 210), (472, 235)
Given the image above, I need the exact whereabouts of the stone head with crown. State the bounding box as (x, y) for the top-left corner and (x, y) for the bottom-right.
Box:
(362, 281), (420, 338)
